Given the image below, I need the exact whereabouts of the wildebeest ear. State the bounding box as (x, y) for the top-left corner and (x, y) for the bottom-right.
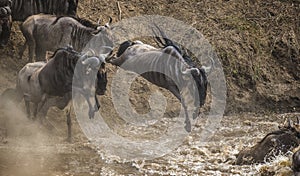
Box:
(116, 40), (133, 57)
(105, 16), (113, 28)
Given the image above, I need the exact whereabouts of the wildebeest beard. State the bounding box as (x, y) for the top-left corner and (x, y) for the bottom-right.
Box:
(193, 68), (208, 106)
(96, 63), (107, 95)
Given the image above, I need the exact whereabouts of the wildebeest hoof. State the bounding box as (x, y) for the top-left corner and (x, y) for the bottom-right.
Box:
(66, 137), (72, 143)
(89, 110), (95, 119)
(185, 122), (191, 132)
(192, 112), (198, 120)
(293, 148), (300, 174)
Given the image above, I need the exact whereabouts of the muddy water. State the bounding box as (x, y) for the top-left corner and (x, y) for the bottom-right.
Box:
(0, 100), (298, 175)
(95, 113), (296, 176)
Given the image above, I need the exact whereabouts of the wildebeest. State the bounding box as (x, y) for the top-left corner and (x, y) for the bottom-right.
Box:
(108, 27), (212, 132)
(0, 0), (78, 47)
(10, 0), (78, 21)
(236, 118), (300, 165)
(19, 14), (113, 62)
(16, 46), (108, 141)
(293, 147), (300, 176)
(0, 4), (12, 47)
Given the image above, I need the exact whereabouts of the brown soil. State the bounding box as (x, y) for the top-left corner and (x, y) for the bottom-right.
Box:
(0, 0), (299, 175)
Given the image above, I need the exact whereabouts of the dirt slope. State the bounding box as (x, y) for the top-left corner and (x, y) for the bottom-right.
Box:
(79, 0), (299, 114)
(1, 0), (299, 114)
(0, 0), (299, 175)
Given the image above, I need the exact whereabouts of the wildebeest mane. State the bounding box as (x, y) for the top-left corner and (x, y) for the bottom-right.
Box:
(51, 15), (98, 29)
(48, 46), (80, 93)
(152, 25), (208, 106)
(70, 25), (95, 51)
(152, 24), (195, 67)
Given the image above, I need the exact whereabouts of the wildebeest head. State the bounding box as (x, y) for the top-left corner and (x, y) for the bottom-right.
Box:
(236, 118), (300, 165)
(75, 51), (106, 95)
(80, 17), (113, 95)
(82, 17), (114, 56)
(152, 25), (213, 107)
(95, 61), (107, 95)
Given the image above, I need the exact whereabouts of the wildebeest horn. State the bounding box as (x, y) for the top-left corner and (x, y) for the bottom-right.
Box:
(97, 18), (101, 25)
(284, 118), (293, 128)
(84, 49), (96, 57)
(201, 57), (215, 74)
(104, 16), (112, 28)
(98, 54), (106, 63)
(80, 49), (95, 60)
(82, 57), (100, 66)
(100, 46), (113, 50)
(0, 7), (5, 15)
(4, 6), (11, 14)
(88, 49), (96, 56)
(182, 68), (200, 75)
(297, 117), (300, 125)
(108, 16), (112, 24)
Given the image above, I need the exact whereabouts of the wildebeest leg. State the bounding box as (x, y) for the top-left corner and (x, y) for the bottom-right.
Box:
(24, 100), (31, 119)
(28, 41), (36, 62)
(18, 40), (27, 60)
(85, 96), (95, 119)
(37, 94), (47, 112)
(32, 103), (38, 121)
(168, 85), (181, 101)
(0, 21), (11, 48)
(182, 102), (191, 132)
(94, 95), (100, 111)
(60, 93), (73, 142)
(35, 47), (46, 62)
(66, 106), (72, 143)
(168, 85), (191, 132)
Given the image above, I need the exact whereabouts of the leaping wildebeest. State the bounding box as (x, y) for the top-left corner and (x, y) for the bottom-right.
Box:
(19, 14), (113, 62)
(236, 118), (300, 165)
(108, 27), (213, 132)
(16, 46), (108, 142)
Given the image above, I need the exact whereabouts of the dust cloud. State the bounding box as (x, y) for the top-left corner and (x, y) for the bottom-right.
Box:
(0, 97), (59, 176)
